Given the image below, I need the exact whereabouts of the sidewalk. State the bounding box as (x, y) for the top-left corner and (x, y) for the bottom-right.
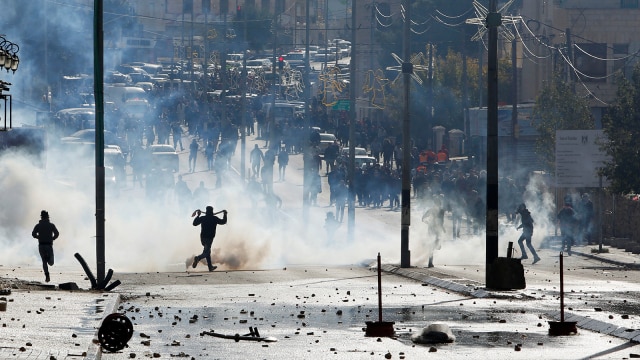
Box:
(0, 266), (119, 360)
(0, 245), (638, 358)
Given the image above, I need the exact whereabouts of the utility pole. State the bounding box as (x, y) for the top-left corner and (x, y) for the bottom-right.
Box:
(511, 38), (518, 175)
(427, 43), (433, 136)
(400, 0), (412, 268)
(478, 41), (483, 108)
(462, 27), (469, 140)
(271, 13), (277, 134)
(324, 0), (329, 71)
(565, 28), (572, 84)
(190, 3), (194, 90)
(203, 4), (208, 94)
(240, 1), (247, 181)
(485, 0), (500, 285)
(347, 0), (356, 240)
(93, 0), (106, 284)
(222, 13), (228, 127)
(303, 0), (311, 223)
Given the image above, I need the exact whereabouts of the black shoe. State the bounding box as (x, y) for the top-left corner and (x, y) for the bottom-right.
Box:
(520, 255), (529, 260)
(208, 265), (218, 272)
(532, 257), (541, 265)
(192, 257), (198, 269)
(45, 274), (50, 283)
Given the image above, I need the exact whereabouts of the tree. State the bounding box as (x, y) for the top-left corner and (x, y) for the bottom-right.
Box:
(532, 73), (595, 173)
(600, 65), (640, 194)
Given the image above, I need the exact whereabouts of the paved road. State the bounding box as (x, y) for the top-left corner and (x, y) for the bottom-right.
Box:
(4, 129), (640, 358)
(4, 252), (640, 359)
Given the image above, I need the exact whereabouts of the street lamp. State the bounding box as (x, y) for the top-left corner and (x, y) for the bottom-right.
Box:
(0, 36), (20, 73)
(0, 35), (20, 131)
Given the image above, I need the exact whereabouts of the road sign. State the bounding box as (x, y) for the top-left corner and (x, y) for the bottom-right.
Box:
(332, 99), (350, 111)
(555, 129), (610, 188)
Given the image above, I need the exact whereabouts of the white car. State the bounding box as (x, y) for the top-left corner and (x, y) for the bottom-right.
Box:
(340, 147), (368, 157)
(355, 156), (378, 169)
(149, 144), (179, 172)
(245, 59), (272, 72)
(318, 133), (337, 155)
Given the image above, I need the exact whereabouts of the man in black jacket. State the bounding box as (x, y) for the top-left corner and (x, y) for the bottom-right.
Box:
(32, 210), (59, 282)
(192, 206), (227, 271)
(516, 203), (541, 264)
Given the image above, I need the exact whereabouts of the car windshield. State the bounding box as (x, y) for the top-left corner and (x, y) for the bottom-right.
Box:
(151, 145), (175, 153)
(320, 134), (336, 141)
(342, 148), (367, 156)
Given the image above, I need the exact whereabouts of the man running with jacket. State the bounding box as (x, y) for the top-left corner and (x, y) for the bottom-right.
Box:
(192, 206), (227, 271)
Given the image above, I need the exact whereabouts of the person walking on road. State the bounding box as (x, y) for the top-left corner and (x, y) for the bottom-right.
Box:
(277, 148), (289, 181)
(31, 210), (59, 283)
(192, 206), (227, 271)
(189, 138), (199, 172)
(557, 201), (577, 256)
(422, 197), (446, 268)
(250, 144), (264, 178)
(171, 121), (184, 151)
(516, 203), (541, 264)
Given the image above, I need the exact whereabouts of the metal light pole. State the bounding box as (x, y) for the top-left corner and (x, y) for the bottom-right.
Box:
(485, 0), (500, 284)
(93, 0), (106, 284)
(400, 0), (412, 268)
(303, 0), (311, 223)
(347, 0), (356, 241)
(240, 3), (247, 181)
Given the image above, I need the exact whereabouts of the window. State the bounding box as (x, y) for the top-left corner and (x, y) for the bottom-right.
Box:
(574, 43), (607, 82)
(613, 43), (629, 76)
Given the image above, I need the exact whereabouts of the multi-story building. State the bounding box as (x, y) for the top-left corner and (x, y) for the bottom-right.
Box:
(519, 0), (640, 121)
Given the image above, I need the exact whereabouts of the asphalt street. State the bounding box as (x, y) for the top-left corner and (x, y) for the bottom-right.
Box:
(4, 130), (640, 359)
(2, 245), (640, 359)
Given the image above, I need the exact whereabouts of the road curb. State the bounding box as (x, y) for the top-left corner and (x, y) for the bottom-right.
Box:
(380, 264), (491, 298)
(85, 292), (122, 360)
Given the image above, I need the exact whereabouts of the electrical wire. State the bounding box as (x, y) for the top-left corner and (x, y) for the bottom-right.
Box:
(411, 25), (432, 35)
(511, 23), (553, 59)
(374, 12), (394, 28)
(396, 4), (432, 35)
(374, 3), (395, 19)
(520, 19), (558, 51)
(431, 14), (469, 27)
(574, 43), (640, 62)
(557, 47), (617, 81)
(434, 7), (474, 20)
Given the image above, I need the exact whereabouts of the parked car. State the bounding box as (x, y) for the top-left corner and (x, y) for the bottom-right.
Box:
(284, 52), (306, 67)
(149, 144), (179, 172)
(60, 129), (127, 153)
(340, 147), (368, 157)
(355, 155), (378, 169)
(313, 48), (336, 62)
(318, 133), (337, 155)
(246, 58), (272, 72)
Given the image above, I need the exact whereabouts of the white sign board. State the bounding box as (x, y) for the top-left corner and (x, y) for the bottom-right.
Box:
(555, 129), (610, 188)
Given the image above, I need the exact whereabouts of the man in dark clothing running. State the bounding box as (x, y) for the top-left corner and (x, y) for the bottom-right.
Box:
(516, 203), (541, 264)
(31, 210), (59, 283)
(192, 206), (227, 271)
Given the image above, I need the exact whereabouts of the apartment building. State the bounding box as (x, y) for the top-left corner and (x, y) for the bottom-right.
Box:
(519, 0), (640, 120)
